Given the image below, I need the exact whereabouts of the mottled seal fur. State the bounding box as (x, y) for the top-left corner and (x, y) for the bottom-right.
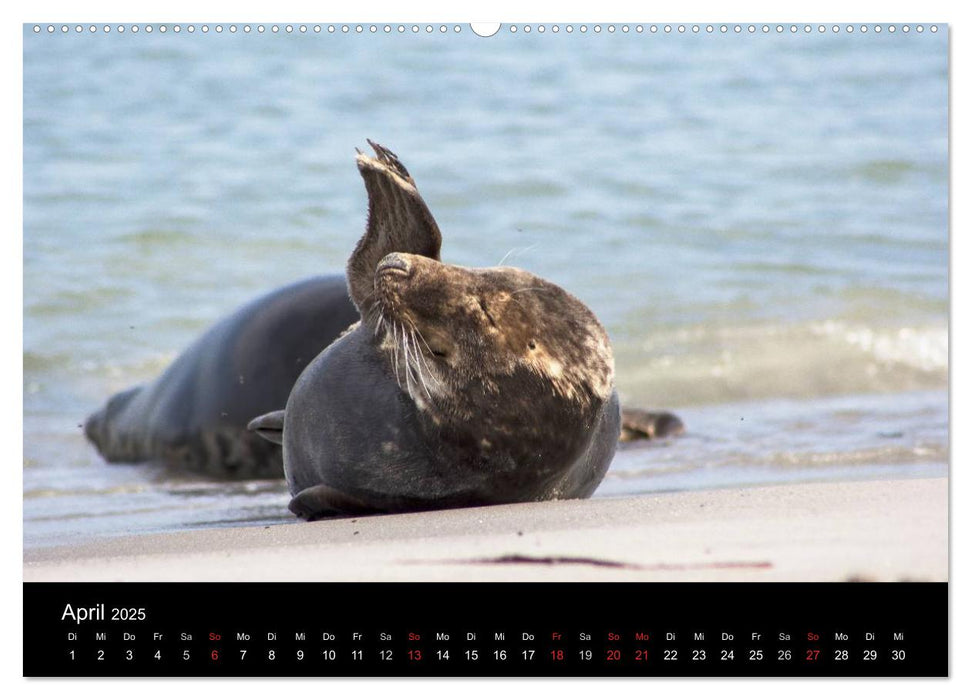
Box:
(251, 142), (624, 518)
(84, 276), (358, 477)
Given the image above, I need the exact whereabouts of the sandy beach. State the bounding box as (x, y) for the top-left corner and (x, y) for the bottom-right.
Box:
(23, 477), (947, 583)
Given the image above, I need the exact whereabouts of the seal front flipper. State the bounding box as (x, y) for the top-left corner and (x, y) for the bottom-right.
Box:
(247, 410), (286, 446)
(363, 139), (413, 181)
(289, 484), (386, 520)
(347, 140), (443, 316)
(619, 408), (685, 442)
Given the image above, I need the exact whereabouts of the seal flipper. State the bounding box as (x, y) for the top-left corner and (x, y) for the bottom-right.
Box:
(347, 140), (443, 317)
(289, 484), (386, 520)
(619, 408), (685, 442)
(247, 410), (286, 446)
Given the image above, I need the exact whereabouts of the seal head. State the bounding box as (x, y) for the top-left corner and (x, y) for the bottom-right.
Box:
(371, 252), (615, 463)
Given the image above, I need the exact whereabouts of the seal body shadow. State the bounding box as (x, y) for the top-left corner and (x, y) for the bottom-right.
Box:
(84, 276), (358, 478)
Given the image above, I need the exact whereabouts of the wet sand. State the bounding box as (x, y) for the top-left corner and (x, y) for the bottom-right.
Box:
(23, 477), (947, 583)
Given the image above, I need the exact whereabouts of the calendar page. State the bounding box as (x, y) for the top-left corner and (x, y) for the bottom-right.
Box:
(21, 19), (948, 677)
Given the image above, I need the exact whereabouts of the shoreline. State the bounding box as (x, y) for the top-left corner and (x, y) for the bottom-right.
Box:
(23, 477), (947, 583)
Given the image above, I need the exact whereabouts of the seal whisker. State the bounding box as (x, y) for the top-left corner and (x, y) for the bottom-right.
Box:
(415, 351), (436, 394)
(497, 243), (538, 267)
(407, 332), (426, 399)
(408, 327), (433, 399)
(401, 330), (417, 401)
(410, 327), (441, 392)
(398, 324), (411, 397)
(390, 322), (402, 386)
(408, 330), (427, 399)
(365, 302), (380, 328)
(358, 287), (379, 312)
(406, 333), (419, 392)
(372, 309), (386, 337)
(365, 296), (387, 334)
(497, 248), (517, 267)
(411, 326), (435, 356)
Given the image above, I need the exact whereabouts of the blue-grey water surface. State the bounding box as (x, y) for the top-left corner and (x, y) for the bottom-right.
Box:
(23, 25), (948, 549)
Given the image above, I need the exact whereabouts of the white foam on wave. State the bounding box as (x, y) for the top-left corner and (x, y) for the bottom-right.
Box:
(615, 318), (949, 406)
(811, 320), (948, 373)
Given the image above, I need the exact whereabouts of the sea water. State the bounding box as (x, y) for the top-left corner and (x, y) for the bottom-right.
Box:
(23, 26), (948, 549)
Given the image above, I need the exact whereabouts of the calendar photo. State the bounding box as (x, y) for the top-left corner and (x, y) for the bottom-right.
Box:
(22, 21), (949, 677)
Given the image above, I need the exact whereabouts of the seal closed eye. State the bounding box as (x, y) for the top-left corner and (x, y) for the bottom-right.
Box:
(255, 141), (624, 519)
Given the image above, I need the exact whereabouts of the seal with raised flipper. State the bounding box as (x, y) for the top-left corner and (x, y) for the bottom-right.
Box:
(249, 141), (624, 518)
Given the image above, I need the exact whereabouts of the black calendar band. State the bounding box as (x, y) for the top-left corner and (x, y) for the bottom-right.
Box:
(24, 582), (947, 677)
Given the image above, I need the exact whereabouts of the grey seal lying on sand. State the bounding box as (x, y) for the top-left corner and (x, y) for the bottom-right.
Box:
(251, 142), (632, 518)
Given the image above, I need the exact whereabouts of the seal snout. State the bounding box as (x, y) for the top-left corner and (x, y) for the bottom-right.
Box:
(376, 253), (413, 279)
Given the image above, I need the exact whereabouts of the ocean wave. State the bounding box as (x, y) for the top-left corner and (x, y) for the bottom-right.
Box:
(24, 350), (176, 384)
(811, 320), (947, 372)
(615, 320), (948, 406)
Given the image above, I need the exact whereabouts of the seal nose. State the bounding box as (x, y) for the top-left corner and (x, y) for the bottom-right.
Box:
(376, 253), (412, 278)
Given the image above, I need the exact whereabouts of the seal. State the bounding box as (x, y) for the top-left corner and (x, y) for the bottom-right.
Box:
(84, 144), (682, 481)
(618, 408), (685, 442)
(250, 141), (623, 518)
(83, 276), (359, 478)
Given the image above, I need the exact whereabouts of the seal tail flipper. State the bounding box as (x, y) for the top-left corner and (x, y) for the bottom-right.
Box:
(289, 484), (387, 520)
(247, 410), (286, 446)
(619, 408), (685, 442)
(347, 140), (443, 316)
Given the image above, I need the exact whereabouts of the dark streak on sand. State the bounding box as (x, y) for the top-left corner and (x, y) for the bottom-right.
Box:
(403, 554), (773, 571)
